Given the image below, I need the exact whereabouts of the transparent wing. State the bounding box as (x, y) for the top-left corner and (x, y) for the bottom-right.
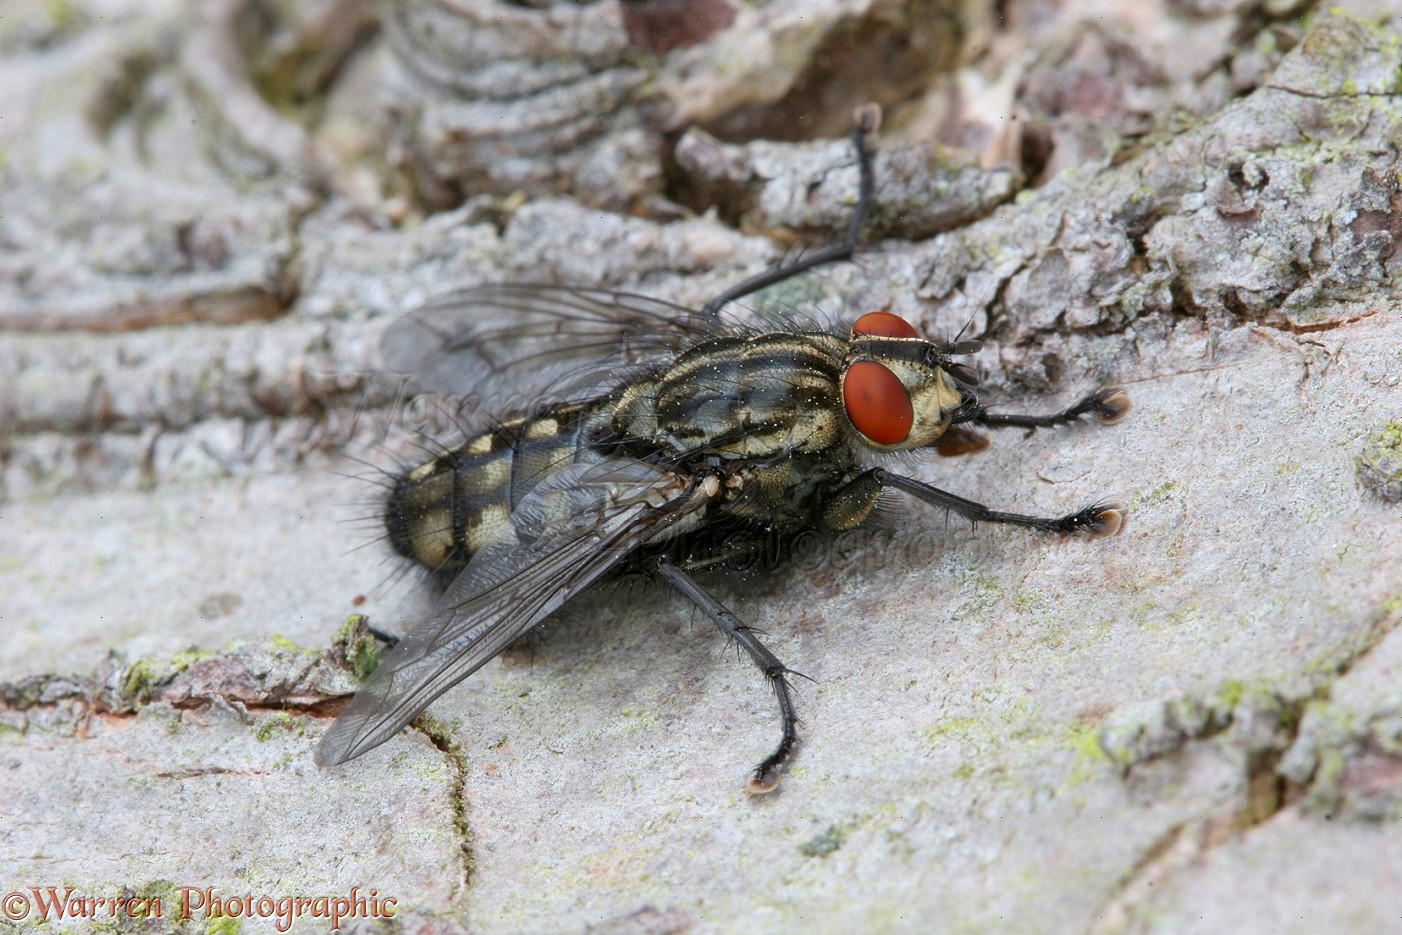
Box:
(381, 284), (727, 404)
(314, 458), (707, 766)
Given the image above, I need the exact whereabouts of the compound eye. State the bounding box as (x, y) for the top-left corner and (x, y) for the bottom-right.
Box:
(852, 311), (919, 338)
(844, 361), (914, 445)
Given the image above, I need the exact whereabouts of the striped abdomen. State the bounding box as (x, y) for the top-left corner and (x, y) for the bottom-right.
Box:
(385, 402), (607, 573)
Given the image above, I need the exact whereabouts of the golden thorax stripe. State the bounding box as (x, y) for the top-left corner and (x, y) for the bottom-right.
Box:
(659, 341), (744, 393)
(742, 334), (844, 376)
(662, 335), (842, 386)
(741, 353), (841, 393)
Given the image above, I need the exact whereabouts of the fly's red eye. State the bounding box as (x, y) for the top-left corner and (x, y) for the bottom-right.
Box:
(843, 361), (913, 445)
(852, 311), (918, 338)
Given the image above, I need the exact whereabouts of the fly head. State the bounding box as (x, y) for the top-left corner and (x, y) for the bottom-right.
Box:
(842, 311), (981, 451)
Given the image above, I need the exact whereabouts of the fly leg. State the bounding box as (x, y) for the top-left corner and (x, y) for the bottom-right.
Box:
(654, 554), (801, 794)
(827, 469), (1123, 537)
(365, 624), (401, 647)
(701, 103), (881, 317)
(960, 386), (1130, 433)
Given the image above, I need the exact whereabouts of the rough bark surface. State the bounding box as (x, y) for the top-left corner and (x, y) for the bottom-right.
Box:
(3, 0), (1401, 932)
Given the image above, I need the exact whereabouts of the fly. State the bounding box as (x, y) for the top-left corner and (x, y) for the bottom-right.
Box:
(315, 105), (1129, 792)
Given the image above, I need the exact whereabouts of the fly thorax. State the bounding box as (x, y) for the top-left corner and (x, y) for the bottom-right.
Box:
(610, 375), (662, 448)
(633, 333), (847, 459)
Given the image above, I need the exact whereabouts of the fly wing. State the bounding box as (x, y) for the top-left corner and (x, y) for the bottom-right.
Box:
(381, 284), (725, 405)
(314, 458), (707, 766)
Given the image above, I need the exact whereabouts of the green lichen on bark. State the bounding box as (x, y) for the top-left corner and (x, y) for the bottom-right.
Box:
(1356, 421), (1402, 501)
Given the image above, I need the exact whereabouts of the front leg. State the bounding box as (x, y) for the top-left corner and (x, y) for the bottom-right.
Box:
(958, 386), (1130, 433)
(823, 469), (1122, 537)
